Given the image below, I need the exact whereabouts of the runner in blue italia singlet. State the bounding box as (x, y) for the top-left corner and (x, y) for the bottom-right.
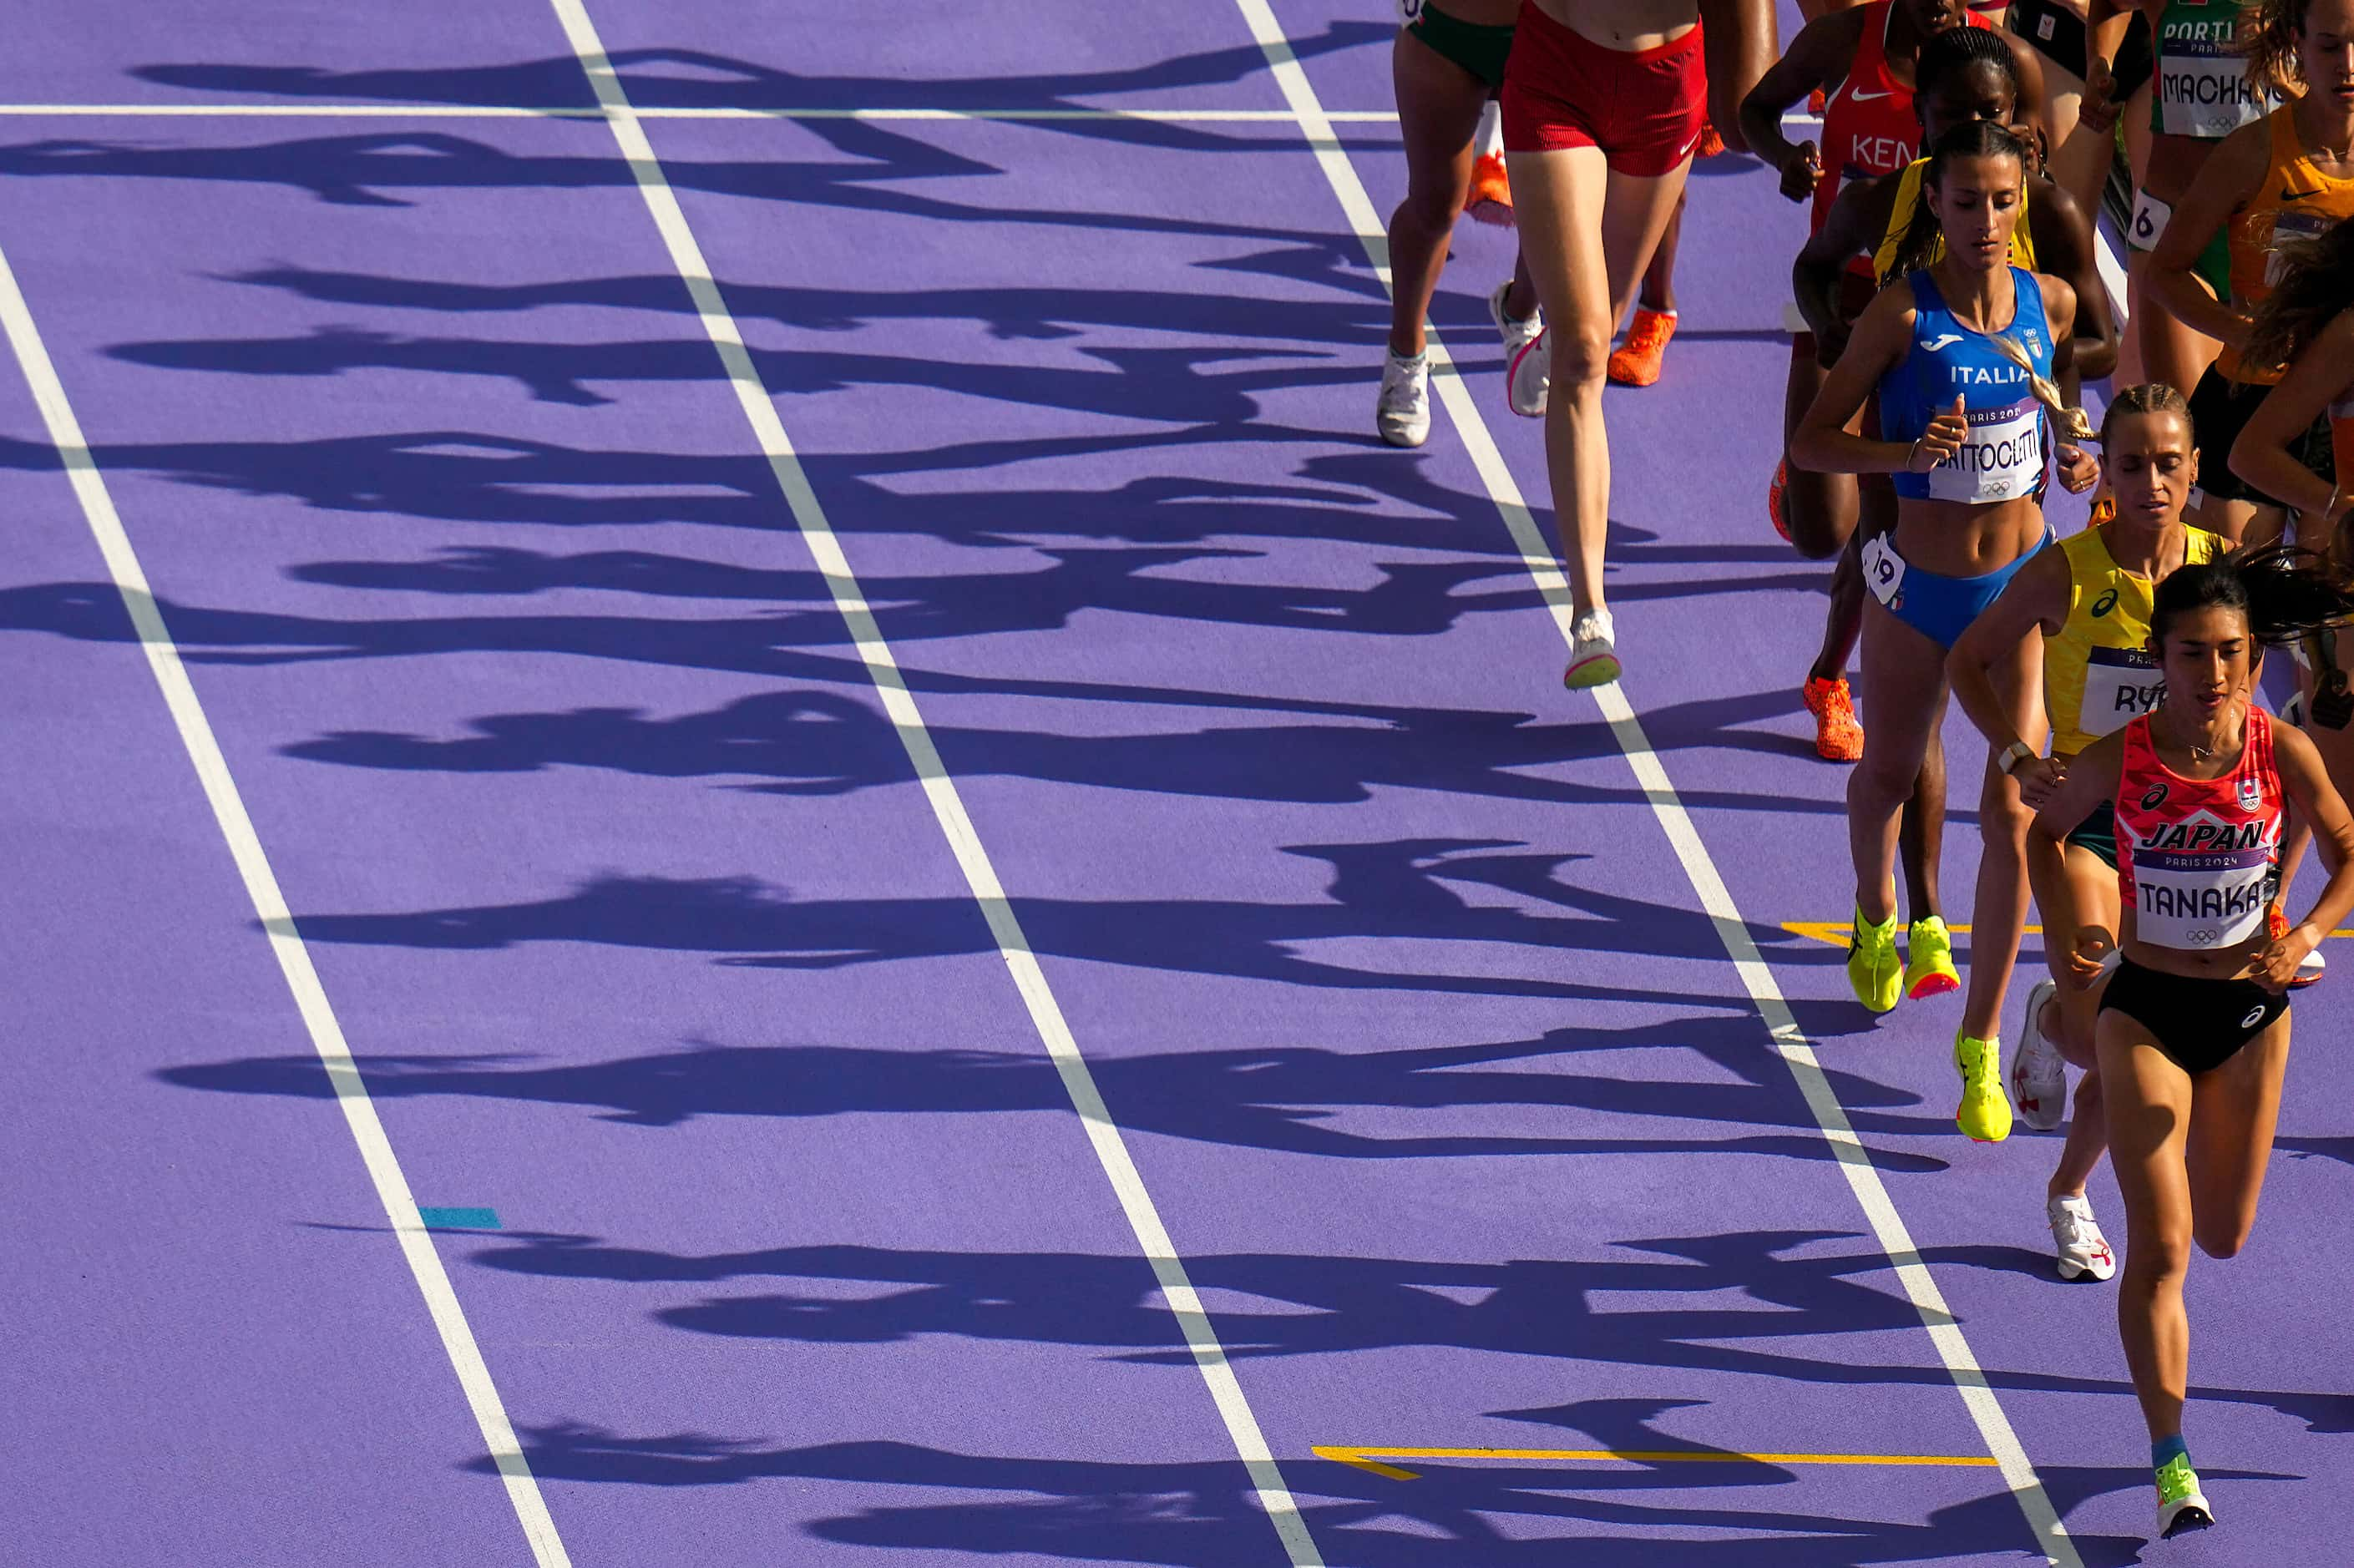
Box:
(1793, 119), (2100, 1139)
(1877, 264), (2056, 545)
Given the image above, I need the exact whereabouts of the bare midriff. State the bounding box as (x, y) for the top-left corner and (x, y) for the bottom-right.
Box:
(1529, 0), (1698, 51)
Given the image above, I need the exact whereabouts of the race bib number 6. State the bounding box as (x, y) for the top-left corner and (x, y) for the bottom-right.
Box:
(1861, 533), (1906, 609)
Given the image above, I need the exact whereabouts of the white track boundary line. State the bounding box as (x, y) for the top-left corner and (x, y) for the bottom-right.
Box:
(0, 101), (1831, 126)
(541, 2), (1324, 1561)
(1228, 3), (2082, 1563)
(0, 101), (1403, 122)
(0, 245), (570, 1564)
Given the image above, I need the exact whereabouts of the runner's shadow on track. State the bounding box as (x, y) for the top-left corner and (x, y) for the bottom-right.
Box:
(107, 326), (1360, 422)
(249, 836), (1819, 989)
(439, 1228), (2354, 1451)
(2280, 1134), (2354, 1169)
(463, 1424), (2035, 1565)
(461, 1228), (1960, 1372)
(231, 260), (1395, 348)
(281, 685), (1839, 802)
(133, 30), (1390, 124)
(0, 114), (1345, 236)
(0, 580), (1859, 819)
(168, 1017), (1951, 1163)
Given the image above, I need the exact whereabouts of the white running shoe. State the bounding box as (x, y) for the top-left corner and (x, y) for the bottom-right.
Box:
(1377, 351), (1430, 448)
(2009, 979), (2066, 1132)
(1490, 279), (1544, 358)
(1564, 607), (1620, 689)
(1506, 323), (1550, 419)
(2294, 943), (2326, 989)
(2048, 1193), (2116, 1282)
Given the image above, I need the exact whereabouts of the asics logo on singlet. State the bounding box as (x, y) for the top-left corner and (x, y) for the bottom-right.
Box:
(2240, 1006), (2267, 1029)
(1920, 333), (1965, 352)
(2091, 589), (2119, 618)
(2140, 781), (2170, 811)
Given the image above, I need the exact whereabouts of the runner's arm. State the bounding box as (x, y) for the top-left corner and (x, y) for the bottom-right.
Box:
(1949, 544), (2070, 801)
(1791, 176), (1890, 362)
(2033, 729), (2124, 842)
(2079, 0), (2135, 132)
(2228, 312), (2354, 527)
(2148, 119), (2269, 350)
(1739, 12), (1855, 196)
(1699, 0), (1779, 154)
(1792, 286), (1952, 472)
(2257, 722), (2354, 988)
(2034, 180), (2118, 383)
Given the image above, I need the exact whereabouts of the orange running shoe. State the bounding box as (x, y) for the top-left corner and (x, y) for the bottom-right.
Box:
(1466, 150), (1514, 227)
(1769, 460), (1792, 543)
(1607, 307), (1678, 387)
(1804, 675), (1865, 762)
(1698, 121), (1725, 159)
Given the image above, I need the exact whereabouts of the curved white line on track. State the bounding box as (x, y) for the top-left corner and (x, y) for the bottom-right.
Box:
(0, 244), (571, 1565)
(541, 1), (1327, 1561)
(1226, 3), (2083, 1563)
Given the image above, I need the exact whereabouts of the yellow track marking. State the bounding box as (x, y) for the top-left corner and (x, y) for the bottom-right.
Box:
(1313, 1445), (1998, 1480)
(1782, 921), (2354, 947)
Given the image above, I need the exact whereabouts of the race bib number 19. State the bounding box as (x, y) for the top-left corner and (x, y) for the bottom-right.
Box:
(1861, 533), (1906, 609)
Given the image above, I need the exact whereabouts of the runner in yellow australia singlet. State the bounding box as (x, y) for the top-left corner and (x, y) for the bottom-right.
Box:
(1948, 384), (2219, 1278)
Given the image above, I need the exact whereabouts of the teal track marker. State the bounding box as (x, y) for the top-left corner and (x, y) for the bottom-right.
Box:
(417, 1206), (501, 1230)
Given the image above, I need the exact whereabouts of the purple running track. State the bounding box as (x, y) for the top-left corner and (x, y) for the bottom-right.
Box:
(0, 2), (2347, 1565)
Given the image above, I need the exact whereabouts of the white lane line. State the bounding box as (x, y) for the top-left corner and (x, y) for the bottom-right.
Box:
(0, 245), (570, 1564)
(0, 101), (1403, 122)
(2095, 225), (2130, 331)
(540, 2), (1325, 1562)
(1227, 3), (2083, 1564)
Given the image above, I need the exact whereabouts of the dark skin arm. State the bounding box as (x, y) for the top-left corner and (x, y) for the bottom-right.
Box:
(1700, 0), (1779, 154)
(1792, 169), (1901, 364)
(2030, 175), (2117, 383)
(1739, 8), (1871, 200)
(2079, 0), (2137, 133)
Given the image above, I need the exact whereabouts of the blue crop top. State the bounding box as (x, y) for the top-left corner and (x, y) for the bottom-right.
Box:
(1879, 266), (2054, 503)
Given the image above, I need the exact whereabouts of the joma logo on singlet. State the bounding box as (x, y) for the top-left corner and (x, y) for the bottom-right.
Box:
(2137, 820), (2270, 852)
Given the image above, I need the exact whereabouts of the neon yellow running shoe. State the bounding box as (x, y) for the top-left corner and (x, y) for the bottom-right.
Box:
(1904, 917), (1961, 999)
(1847, 904), (1902, 1014)
(2155, 1453), (2214, 1538)
(1954, 1032), (2014, 1143)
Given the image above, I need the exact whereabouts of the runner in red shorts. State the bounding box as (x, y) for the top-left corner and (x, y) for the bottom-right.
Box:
(1501, 0), (1775, 686)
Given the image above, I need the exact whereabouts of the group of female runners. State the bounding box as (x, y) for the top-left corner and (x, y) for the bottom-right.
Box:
(1372, 0), (2354, 1540)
